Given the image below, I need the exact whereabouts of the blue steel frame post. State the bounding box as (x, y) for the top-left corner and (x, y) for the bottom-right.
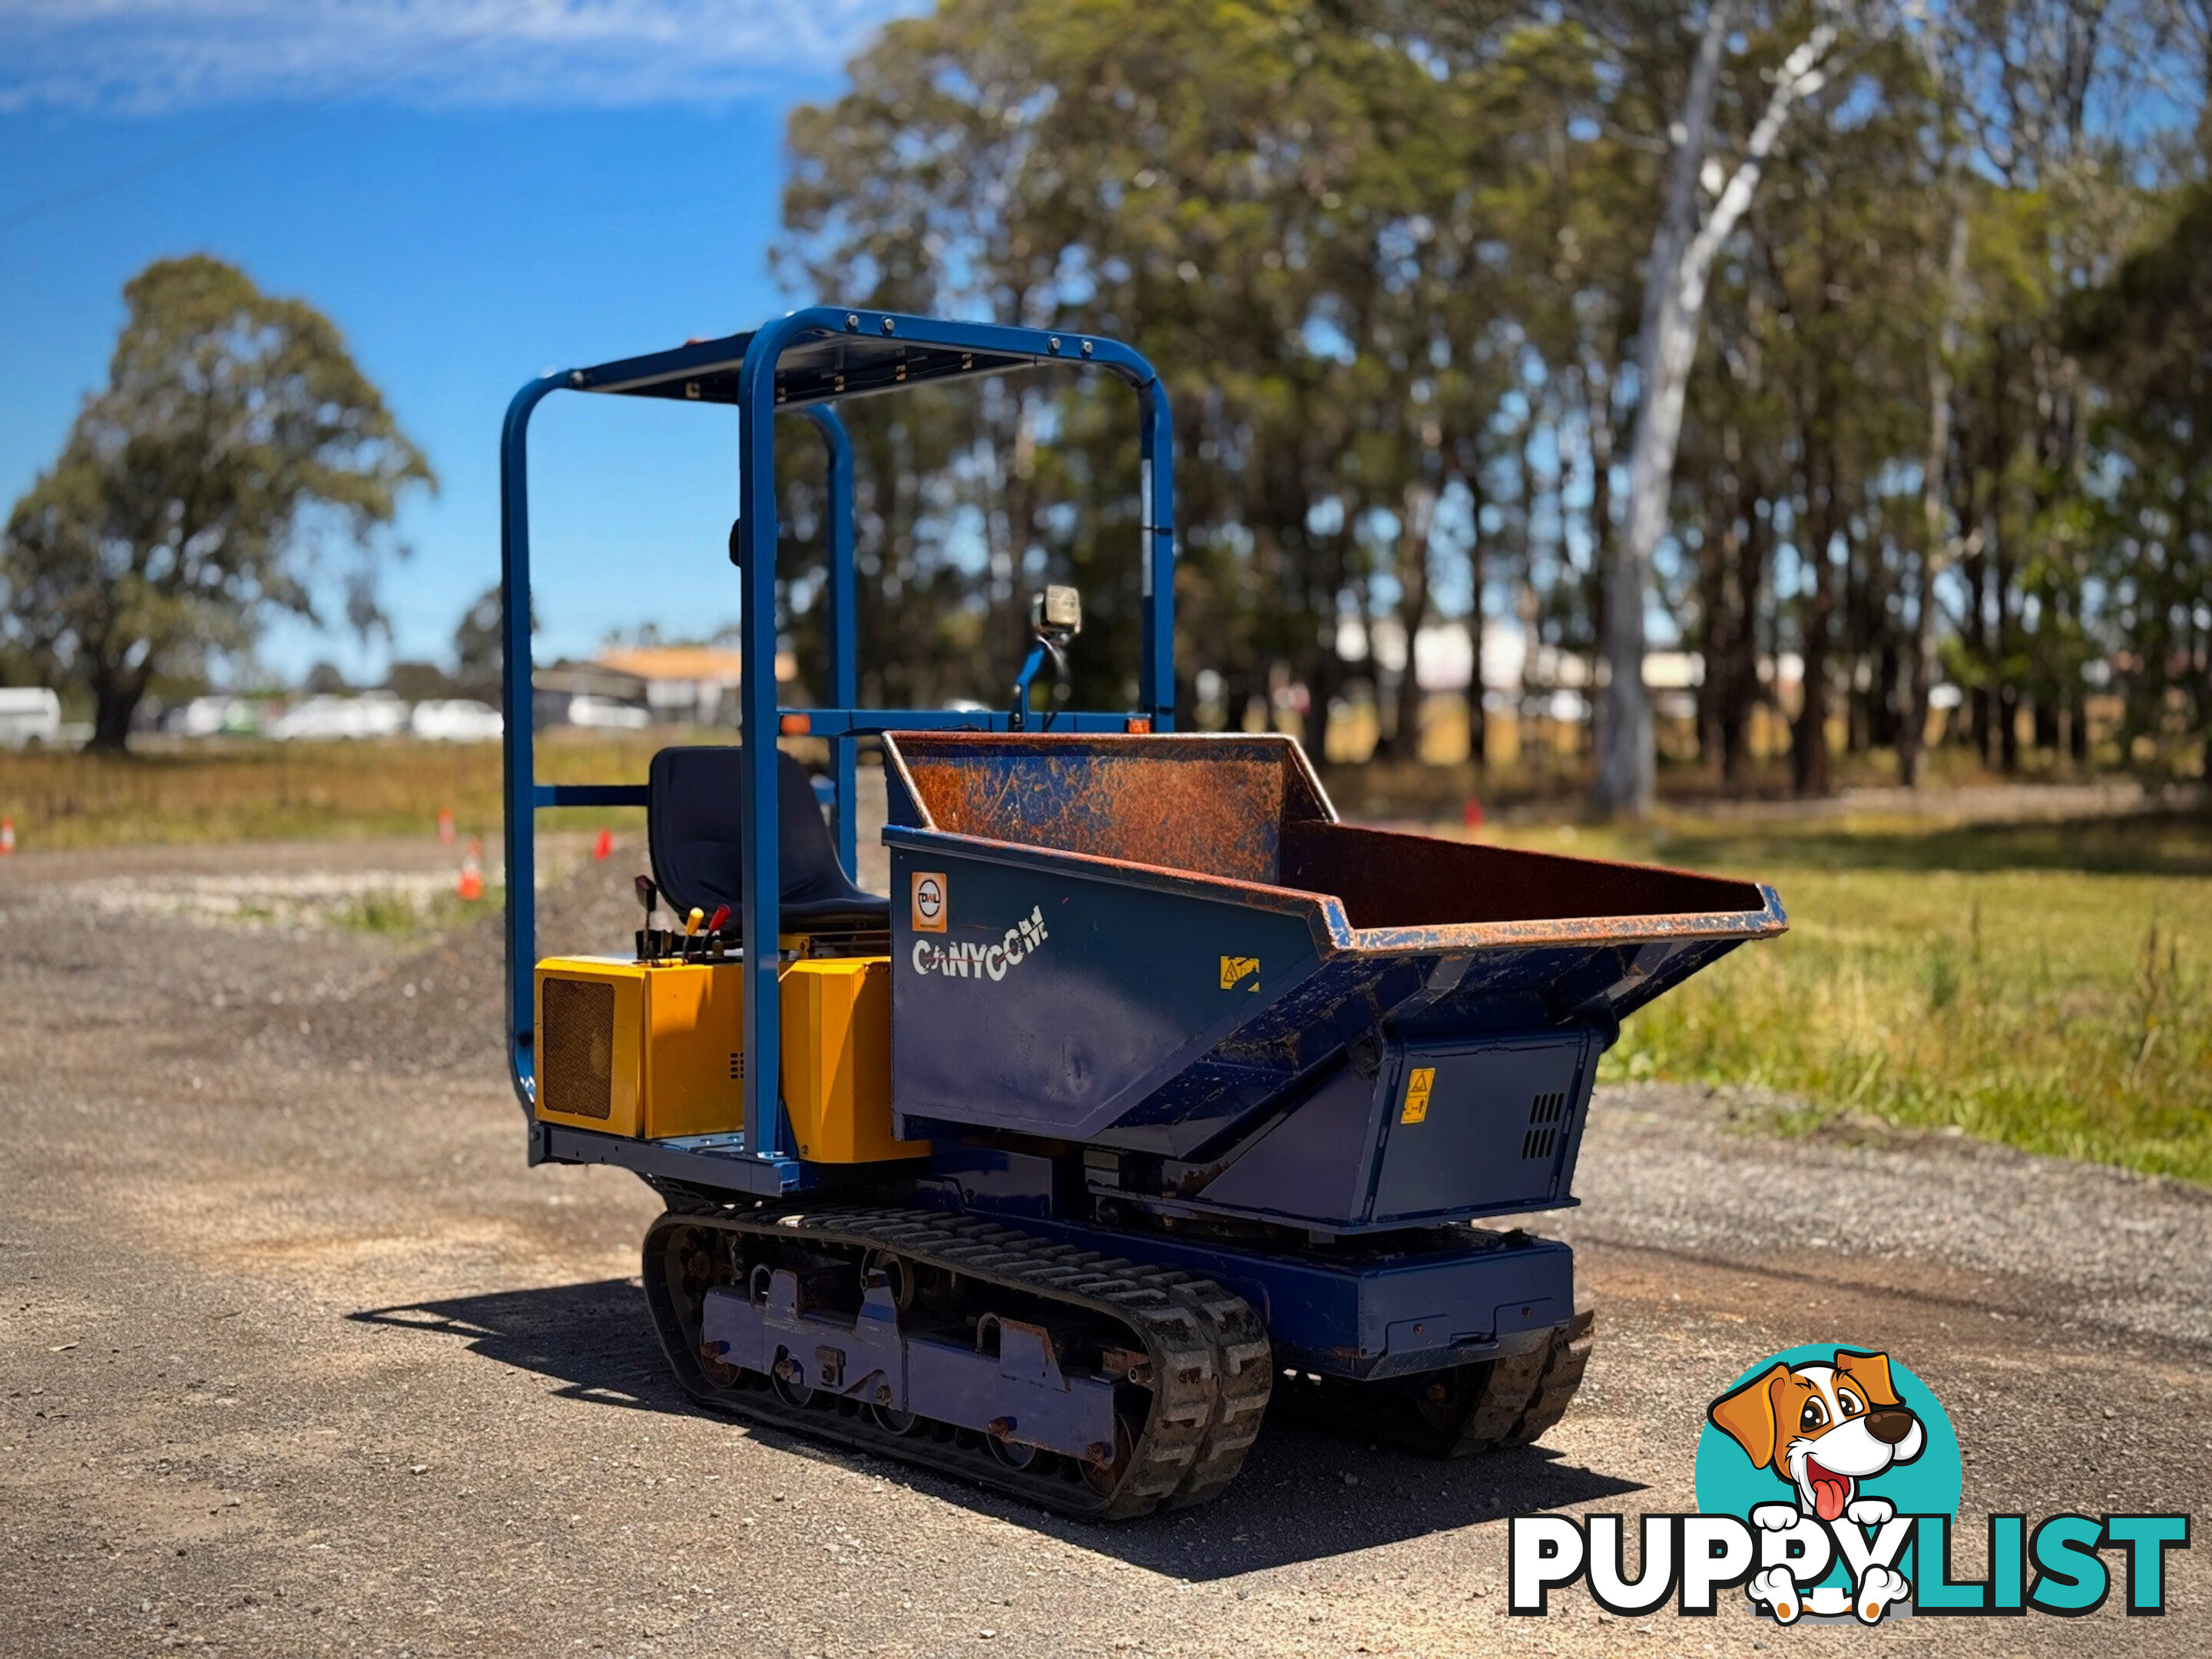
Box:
(735, 324), (786, 1167)
(802, 406), (859, 873)
(1137, 379), (1176, 727)
(499, 371), (565, 1116)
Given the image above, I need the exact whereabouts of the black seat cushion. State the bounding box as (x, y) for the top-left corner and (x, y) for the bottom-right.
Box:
(647, 746), (889, 932)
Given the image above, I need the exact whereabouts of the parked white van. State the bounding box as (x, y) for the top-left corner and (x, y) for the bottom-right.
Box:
(0, 687), (62, 748)
(409, 699), (504, 742)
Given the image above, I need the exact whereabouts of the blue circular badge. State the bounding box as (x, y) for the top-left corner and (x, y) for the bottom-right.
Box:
(1695, 1343), (1962, 1592)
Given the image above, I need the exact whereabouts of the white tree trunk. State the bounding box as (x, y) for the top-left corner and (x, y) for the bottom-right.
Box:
(1593, 12), (1837, 817)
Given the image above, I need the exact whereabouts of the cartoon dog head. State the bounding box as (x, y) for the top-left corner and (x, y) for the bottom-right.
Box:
(1708, 1349), (1925, 1522)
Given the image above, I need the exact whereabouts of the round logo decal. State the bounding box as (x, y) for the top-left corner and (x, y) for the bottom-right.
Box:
(910, 871), (948, 932)
(1697, 1344), (1961, 1617)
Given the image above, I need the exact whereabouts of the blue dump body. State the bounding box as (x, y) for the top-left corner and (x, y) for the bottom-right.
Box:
(884, 731), (1785, 1234)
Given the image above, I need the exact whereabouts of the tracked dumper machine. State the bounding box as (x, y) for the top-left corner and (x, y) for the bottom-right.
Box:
(498, 309), (1786, 1518)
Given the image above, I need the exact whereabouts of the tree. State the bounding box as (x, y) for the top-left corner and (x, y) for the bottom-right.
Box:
(1592, 5), (1836, 816)
(386, 659), (457, 702)
(0, 256), (432, 749)
(453, 581), (507, 694)
(1675, 22), (1936, 792)
(2072, 174), (2212, 776)
(780, 0), (1551, 744)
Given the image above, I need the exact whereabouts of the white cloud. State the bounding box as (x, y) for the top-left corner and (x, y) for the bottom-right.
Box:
(0, 0), (919, 114)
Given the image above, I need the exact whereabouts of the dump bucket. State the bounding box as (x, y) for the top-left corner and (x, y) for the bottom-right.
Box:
(881, 733), (1783, 1230)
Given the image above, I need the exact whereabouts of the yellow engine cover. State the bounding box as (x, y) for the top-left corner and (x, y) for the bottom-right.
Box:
(534, 958), (743, 1140)
(780, 958), (929, 1163)
(532, 954), (926, 1162)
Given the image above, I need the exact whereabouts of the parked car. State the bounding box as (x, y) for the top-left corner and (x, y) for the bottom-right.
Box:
(0, 687), (61, 748)
(564, 693), (650, 730)
(171, 695), (269, 738)
(267, 692), (409, 741)
(409, 698), (504, 742)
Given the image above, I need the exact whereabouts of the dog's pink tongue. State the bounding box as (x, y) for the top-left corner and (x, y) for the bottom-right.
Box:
(1812, 1472), (1849, 1522)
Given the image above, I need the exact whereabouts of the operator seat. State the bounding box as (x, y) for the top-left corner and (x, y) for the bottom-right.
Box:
(647, 746), (889, 932)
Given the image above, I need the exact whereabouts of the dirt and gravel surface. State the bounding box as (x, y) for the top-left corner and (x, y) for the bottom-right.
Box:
(0, 835), (2204, 1657)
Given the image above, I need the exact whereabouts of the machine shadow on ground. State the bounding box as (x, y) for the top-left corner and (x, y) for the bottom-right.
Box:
(351, 1278), (1644, 1579)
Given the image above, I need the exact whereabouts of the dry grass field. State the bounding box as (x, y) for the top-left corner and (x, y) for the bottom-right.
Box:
(0, 731), (657, 849)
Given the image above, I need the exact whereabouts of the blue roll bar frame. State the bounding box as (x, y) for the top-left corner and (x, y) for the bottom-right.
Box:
(498, 307), (1177, 1187)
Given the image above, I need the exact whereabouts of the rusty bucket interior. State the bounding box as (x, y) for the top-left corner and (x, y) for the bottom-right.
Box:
(882, 731), (1767, 932)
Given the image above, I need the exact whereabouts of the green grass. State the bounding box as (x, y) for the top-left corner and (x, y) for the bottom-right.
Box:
(333, 884), (505, 935)
(1490, 813), (2212, 1184)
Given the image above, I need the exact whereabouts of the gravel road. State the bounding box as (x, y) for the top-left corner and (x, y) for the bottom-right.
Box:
(0, 836), (2202, 1657)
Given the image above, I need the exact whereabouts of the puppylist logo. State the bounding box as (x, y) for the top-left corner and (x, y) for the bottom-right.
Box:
(1511, 1343), (2190, 1624)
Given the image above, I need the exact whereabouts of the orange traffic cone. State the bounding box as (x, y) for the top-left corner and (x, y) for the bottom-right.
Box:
(437, 806), (455, 845)
(458, 836), (484, 902)
(0, 818), (14, 856)
(593, 828), (613, 861)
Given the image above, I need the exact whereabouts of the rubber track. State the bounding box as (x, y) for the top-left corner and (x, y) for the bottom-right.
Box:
(1278, 1305), (1596, 1459)
(1159, 1280), (1273, 1508)
(1495, 1304), (1595, 1449)
(641, 1204), (1273, 1521)
(1452, 1304), (1595, 1454)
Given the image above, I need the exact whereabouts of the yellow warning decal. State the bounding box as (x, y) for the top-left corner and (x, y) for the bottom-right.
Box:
(1400, 1065), (1436, 1124)
(1219, 955), (1260, 991)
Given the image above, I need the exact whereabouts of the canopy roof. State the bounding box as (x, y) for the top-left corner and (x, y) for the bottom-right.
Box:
(565, 310), (1121, 410)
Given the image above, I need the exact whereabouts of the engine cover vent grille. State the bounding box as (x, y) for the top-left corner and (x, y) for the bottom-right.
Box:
(542, 978), (615, 1121)
(1520, 1089), (1568, 1160)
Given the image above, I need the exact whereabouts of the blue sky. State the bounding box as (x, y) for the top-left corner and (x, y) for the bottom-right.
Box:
(0, 1), (917, 684)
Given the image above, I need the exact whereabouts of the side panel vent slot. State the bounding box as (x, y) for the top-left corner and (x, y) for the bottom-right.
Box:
(1520, 1090), (1568, 1161)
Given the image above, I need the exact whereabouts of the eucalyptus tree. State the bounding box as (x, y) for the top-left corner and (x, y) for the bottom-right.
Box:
(0, 256), (430, 749)
(1588, 2), (1839, 816)
(780, 0), (1547, 745)
(2072, 176), (2212, 774)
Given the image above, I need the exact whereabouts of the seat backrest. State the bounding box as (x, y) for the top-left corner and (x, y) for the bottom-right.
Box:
(646, 746), (872, 920)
